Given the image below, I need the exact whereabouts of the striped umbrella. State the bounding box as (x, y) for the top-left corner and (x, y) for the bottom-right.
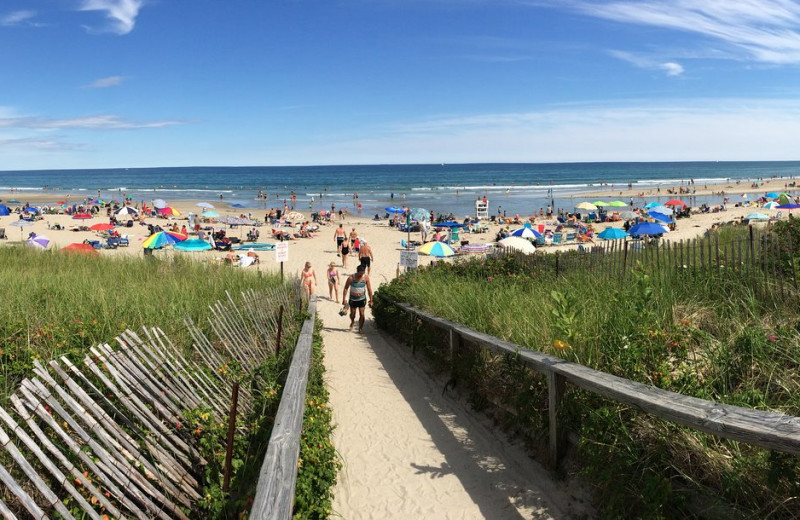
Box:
(419, 241), (456, 257)
(142, 231), (187, 249)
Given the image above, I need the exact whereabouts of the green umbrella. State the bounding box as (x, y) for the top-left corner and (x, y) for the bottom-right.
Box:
(607, 201), (628, 207)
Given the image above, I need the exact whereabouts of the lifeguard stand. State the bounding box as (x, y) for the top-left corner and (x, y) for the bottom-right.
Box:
(475, 199), (489, 220)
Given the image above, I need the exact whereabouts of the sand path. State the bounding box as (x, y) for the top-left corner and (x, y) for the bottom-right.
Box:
(316, 276), (593, 519)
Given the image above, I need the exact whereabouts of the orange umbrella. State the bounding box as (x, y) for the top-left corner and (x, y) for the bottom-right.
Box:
(664, 199), (686, 207)
(62, 243), (99, 255)
(89, 223), (115, 231)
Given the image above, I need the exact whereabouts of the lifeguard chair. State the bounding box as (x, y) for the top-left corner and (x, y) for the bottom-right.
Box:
(475, 198), (489, 220)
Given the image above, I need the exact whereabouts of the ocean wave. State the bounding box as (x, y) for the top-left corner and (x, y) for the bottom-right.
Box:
(0, 186), (44, 191)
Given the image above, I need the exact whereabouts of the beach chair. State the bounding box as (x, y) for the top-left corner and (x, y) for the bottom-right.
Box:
(535, 237), (545, 247)
(552, 233), (562, 245)
(106, 236), (120, 249)
(0, 228), (5, 239)
(565, 233), (576, 243)
(119, 235), (130, 247)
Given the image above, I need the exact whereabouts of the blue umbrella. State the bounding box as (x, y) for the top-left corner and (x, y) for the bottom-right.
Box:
(597, 228), (628, 240)
(629, 222), (666, 237)
(385, 207), (405, 213)
(0, 204), (9, 216)
(644, 202), (660, 209)
(230, 203), (245, 208)
(201, 210), (220, 218)
(435, 221), (466, 228)
(408, 208), (430, 221)
(777, 203), (800, 209)
(174, 238), (213, 252)
(510, 227), (542, 239)
(419, 241), (456, 257)
(26, 207), (40, 214)
(745, 212), (770, 220)
(766, 192), (779, 199)
(647, 211), (673, 224)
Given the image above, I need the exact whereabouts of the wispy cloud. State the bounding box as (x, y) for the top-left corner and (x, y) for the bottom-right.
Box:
(0, 10), (36, 26)
(79, 0), (145, 35)
(568, 0), (800, 64)
(0, 115), (182, 130)
(0, 137), (77, 151)
(609, 50), (684, 76)
(85, 75), (127, 88)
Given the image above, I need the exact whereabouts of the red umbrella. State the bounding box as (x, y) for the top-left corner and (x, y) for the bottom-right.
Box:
(72, 213), (93, 219)
(89, 223), (115, 231)
(664, 199), (686, 207)
(62, 243), (99, 255)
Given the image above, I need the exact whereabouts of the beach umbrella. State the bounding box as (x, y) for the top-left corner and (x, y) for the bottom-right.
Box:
(575, 202), (597, 211)
(196, 202), (215, 209)
(62, 243), (99, 255)
(592, 201), (608, 207)
(498, 236), (536, 253)
(647, 211), (673, 224)
(230, 203), (245, 208)
(648, 205), (673, 215)
(115, 206), (138, 216)
(157, 207), (181, 216)
(286, 211), (305, 221)
(152, 198), (168, 209)
(617, 210), (638, 220)
(7, 199), (20, 203)
(0, 204), (9, 216)
(434, 221), (466, 228)
(142, 231), (186, 249)
(745, 213), (770, 220)
(597, 228), (628, 240)
(26, 234), (50, 249)
(628, 222), (666, 237)
(201, 210), (220, 218)
(174, 238), (213, 252)
(385, 207), (405, 213)
(72, 213), (93, 219)
(644, 202), (660, 209)
(607, 201), (628, 207)
(510, 227), (542, 239)
(779, 193), (793, 205)
(764, 201), (780, 209)
(408, 208), (430, 221)
(9, 219), (34, 240)
(664, 199), (686, 207)
(777, 203), (800, 209)
(766, 192), (779, 199)
(89, 223), (115, 231)
(419, 241), (456, 257)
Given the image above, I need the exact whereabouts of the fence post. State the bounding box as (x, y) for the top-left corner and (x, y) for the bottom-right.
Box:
(222, 382), (240, 492)
(275, 305), (284, 356)
(622, 240), (629, 279)
(547, 371), (566, 468)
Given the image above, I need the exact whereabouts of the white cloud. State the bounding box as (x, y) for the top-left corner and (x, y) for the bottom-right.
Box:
(0, 114), (182, 129)
(1, 10), (36, 26)
(86, 75), (127, 88)
(608, 50), (685, 76)
(660, 62), (684, 76)
(568, 0), (800, 64)
(79, 0), (145, 35)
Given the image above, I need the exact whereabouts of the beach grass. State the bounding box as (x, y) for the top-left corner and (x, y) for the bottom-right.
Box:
(375, 221), (800, 518)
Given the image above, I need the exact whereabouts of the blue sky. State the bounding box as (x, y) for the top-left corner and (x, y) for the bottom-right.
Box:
(2, 0), (800, 169)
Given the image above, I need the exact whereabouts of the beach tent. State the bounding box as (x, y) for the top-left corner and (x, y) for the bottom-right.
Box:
(0, 204), (9, 216)
(174, 238), (213, 252)
(597, 228), (628, 240)
(498, 236), (536, 254)
(628, 222), (666, 237)
(419, 241), (456, 257)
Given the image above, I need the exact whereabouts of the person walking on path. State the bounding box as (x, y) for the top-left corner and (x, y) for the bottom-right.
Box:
(301, 261), (317, 298)
(358, 239), (374, 274)
(341, 264), (373, 333)
(333, 223), (346, 255)
(326, 261), (340, 302)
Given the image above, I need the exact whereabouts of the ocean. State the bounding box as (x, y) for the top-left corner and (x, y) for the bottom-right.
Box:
(1, 161), (798, 217)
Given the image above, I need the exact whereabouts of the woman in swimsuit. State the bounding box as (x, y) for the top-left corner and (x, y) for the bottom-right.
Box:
(301, 261), (317, 298)
(326, 262), (340, 302)
(340, 241), (350, 269)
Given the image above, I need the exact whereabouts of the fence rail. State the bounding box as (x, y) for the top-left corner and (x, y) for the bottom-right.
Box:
(0, 286), (301, 519)
(380, 298), (800, 467)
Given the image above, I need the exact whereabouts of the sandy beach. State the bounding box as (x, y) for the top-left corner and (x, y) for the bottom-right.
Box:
(1, 181), (797, 518)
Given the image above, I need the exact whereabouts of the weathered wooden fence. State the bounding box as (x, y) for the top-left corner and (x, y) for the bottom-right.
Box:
(0, 286), (301, 519)
(380, 299), (800, 468)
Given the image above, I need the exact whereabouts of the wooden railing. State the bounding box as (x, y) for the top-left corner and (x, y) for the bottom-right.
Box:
(381, 298), (800, 467)
(0, 287), (299, 519)
(249, 295), (317, 519)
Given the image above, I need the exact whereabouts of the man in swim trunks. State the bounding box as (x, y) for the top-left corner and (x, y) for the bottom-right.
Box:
(358, 239), (374, 274)
(341, 265), (373, 333)
(333, 223), (346, 255)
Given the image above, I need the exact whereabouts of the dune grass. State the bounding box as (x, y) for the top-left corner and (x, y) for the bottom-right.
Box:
(375, 222), (800, 518)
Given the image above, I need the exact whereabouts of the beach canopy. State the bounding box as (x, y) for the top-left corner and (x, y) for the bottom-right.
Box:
(89, 223), (115, 231)
(62, 243), (99, 255)
(510, 227), (542, 239)
(777, 203), (800, 209)
(664, 199), (686, 207)
(629, 222), (666, 237)
(0, 204), (9, 216)
(174, 238), (213, 252)
(597, 228), (628, 240)
(607, 201), (628, 207)
(647, 211), (673, 224)
(764, 201), (779, 209)
(745, 213), (770, 220)
(498, 236), (536, 253)
(385, 207), (405, 213)
(419, 241), (456, 257)
(142, 231), (186, 249)
(575, 202), (597, 211)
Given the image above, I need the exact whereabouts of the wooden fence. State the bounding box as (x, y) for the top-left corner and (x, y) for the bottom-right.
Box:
(380, 299), (800, 468)
(0, 286), (301, 519)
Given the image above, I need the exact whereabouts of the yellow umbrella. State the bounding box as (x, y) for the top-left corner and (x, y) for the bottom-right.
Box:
(575, 202), (598, 211)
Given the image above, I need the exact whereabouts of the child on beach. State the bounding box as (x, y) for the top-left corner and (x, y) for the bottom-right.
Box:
(326, 262), (340, 302)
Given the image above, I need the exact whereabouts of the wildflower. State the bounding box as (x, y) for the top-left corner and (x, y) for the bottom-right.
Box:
(768, 335), (778, 342)
(553, 339), (570, 350)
